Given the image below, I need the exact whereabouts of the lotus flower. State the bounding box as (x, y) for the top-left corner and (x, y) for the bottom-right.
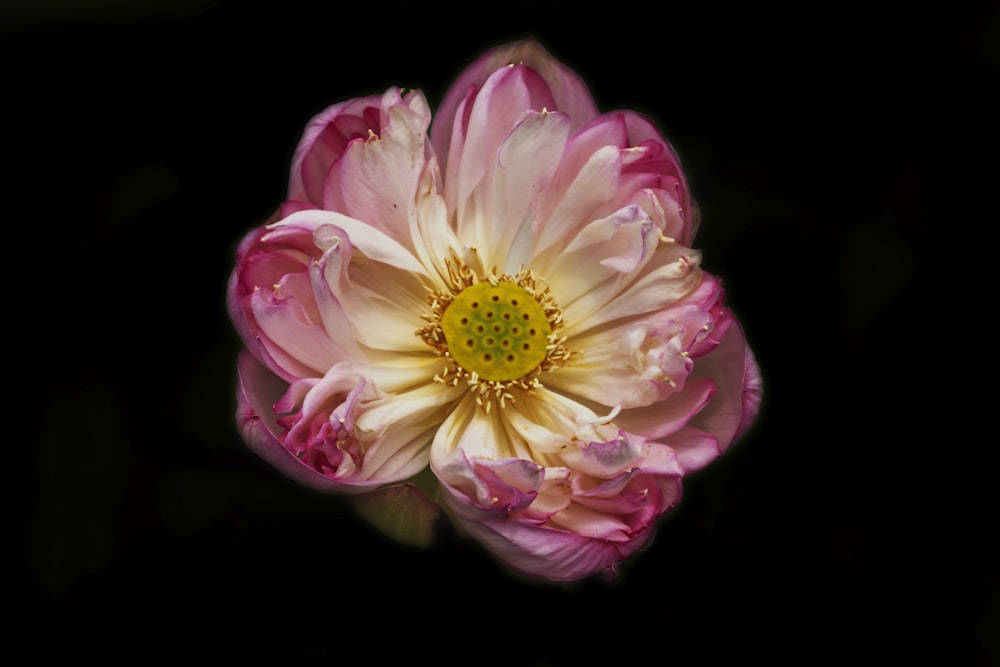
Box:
(228, 40), (762, 581)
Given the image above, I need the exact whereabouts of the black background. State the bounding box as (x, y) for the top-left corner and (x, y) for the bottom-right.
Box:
(11, 0), (997, 662)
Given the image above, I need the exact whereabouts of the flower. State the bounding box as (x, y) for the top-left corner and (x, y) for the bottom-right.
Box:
(228, 40), (762, 582)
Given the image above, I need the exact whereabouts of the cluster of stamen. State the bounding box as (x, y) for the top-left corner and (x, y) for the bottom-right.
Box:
(417, 256), (570, 411)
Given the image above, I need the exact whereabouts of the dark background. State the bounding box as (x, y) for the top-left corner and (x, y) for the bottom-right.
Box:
(11, 0), (997, 662)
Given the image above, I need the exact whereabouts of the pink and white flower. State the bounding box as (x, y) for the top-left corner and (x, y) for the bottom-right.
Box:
(228, 40), (762, 581)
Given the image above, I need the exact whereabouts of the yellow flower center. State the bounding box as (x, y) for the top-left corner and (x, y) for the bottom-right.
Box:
(440, 281), (550, 382)
(416, 256), (571, 409)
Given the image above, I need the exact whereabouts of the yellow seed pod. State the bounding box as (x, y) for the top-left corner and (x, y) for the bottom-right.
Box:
(441, 281), (551, 382)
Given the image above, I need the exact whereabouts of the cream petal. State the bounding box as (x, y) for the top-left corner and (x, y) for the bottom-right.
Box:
(541, 204), (662, 315)
(409, 158), (464, 289)
(547, 318), (696, 409)
(356, 381), (464, 442)
(273, 209), (428, 276)
(533, 144), (623, 258)
(350, 352), (442, 395)
(312, 225), (429, 354)
(432, 393), (510, 462)
(562, 244), (703, 338)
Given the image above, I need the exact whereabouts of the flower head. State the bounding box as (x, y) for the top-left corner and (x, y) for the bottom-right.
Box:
(228, 40), (762, 581)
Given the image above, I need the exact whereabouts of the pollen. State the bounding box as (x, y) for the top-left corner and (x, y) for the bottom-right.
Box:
(416, 255), (570, 408)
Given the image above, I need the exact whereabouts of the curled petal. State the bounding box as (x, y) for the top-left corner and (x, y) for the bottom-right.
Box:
(559, 431), (642, 478)
(237, 352), (445, 493)
(248, 271), (344, 376)
(236, 350), (354, 492)
(311, 223), (428, 354)
(228, 220), (339, 382)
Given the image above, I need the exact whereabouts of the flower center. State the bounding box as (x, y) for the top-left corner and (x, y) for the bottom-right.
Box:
(441, 281), (550, 382)
(417, 257), (571, 408)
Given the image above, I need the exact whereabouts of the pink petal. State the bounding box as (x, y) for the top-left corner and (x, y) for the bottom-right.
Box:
(288, 95), (386, 207)
(452, 509), (657, 582)
(614, 378), (716, 440)
(431, 39), (599, 177)
(687, 319), (763, 451)
(323, 89), (432, 248)
(235, 350), (343, 493)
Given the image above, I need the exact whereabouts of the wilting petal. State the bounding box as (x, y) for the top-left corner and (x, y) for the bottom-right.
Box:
(433, 448), (543, 516)
(430, 387), (689, 580)
(236, 350), (353, 492)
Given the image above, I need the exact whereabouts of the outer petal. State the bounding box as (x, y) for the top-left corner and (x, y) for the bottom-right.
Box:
(442, 63), (560, 256)
(437, 468), (679, 582)
(322, 88), (433, 250)
(288, 95), (386, 207)
(236, 349), (350, 493)
(687, 319), (763, 451)
(228, 218), (345, 382)
(431, 39), (599, 176)
(530, 110), (696, 261)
